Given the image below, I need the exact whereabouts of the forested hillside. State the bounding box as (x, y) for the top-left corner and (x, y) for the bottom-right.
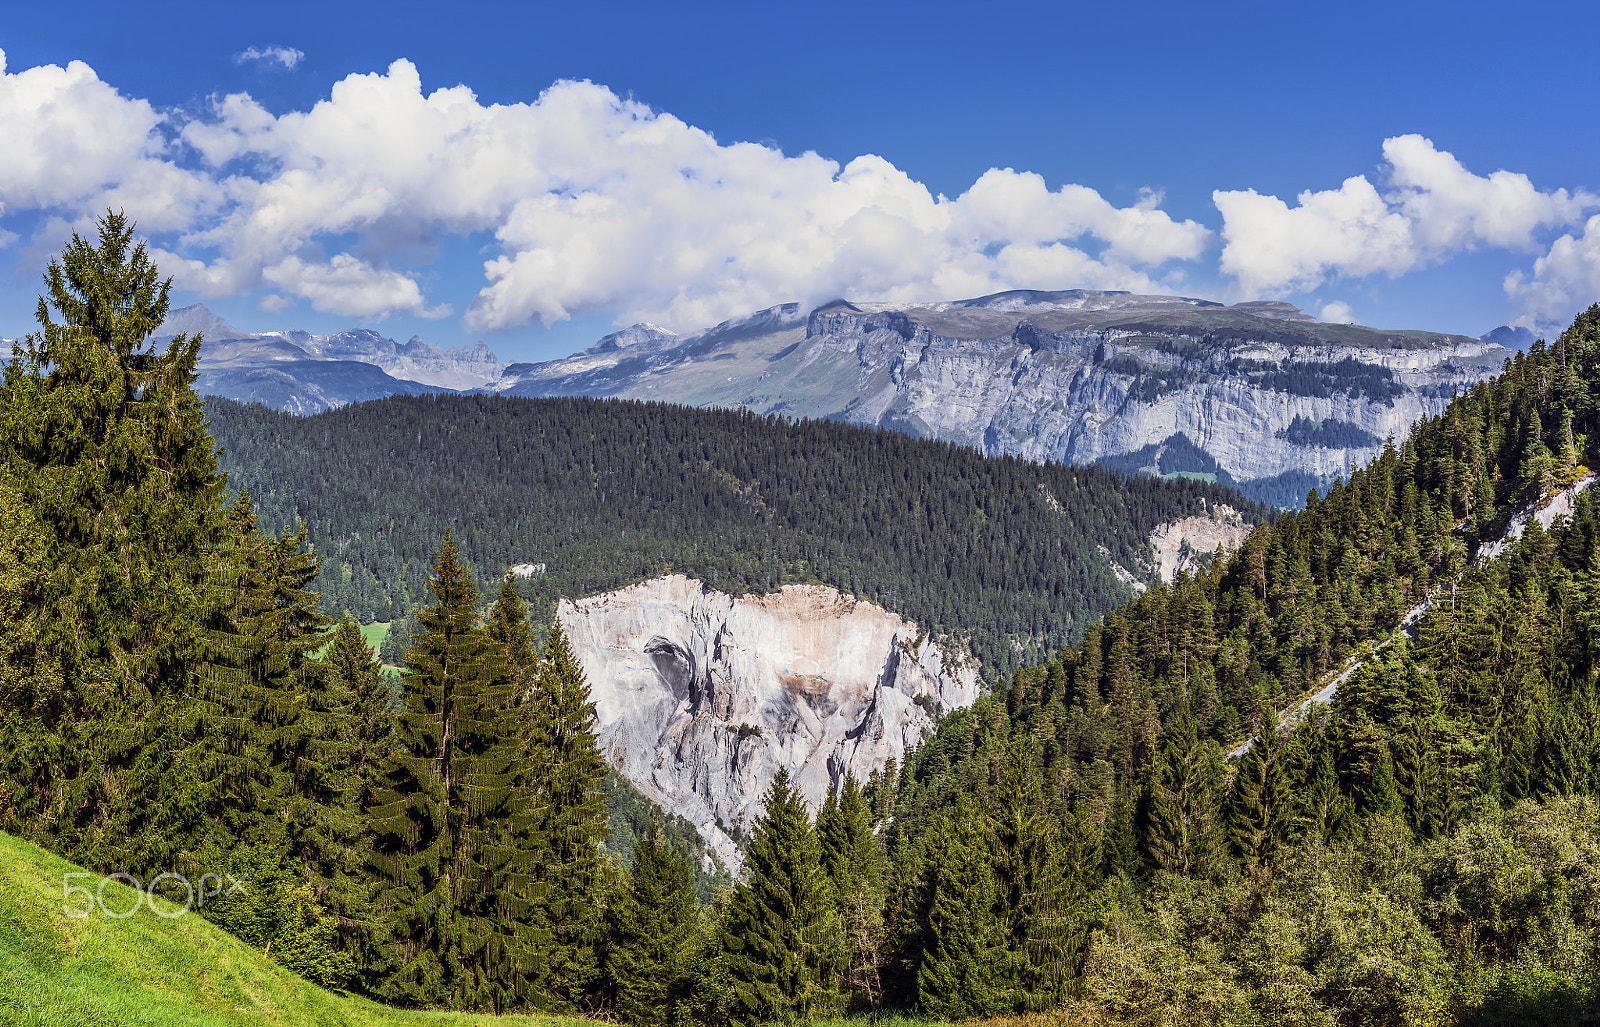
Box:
(867, 306), (1600, 1024)
(206, 394), (1263, 683)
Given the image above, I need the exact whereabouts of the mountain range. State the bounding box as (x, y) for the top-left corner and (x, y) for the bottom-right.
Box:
(156, 304), (500, 414)
(164, 291), (1518, 506)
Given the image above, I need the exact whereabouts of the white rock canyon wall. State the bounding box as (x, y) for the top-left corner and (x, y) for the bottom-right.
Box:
(556, 575), (980, 870)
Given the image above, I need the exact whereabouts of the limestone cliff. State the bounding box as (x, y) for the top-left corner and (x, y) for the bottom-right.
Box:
(495, 290), (1512, 507)
(556, 575), (979, 870)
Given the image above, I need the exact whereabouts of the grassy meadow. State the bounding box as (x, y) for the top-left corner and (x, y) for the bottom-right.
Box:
(0, 831), (575, 1027)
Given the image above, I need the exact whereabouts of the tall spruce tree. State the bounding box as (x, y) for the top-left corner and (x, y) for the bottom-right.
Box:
(367, 532), (535, 1010)
(913, 796), (1008, 1019)
(324, 613), (393, 790)
(1225, 705), (1294, 863)
(1143, 712), (1225, 876)
(524, 620), (611, 1009)
(192, 498), (355, 986)
(986, 741), (1070, 1010)
(487, 574), (539, 692)
(0, 211), (226, 874)
(607, 822), (701, 1027)
(1298, 741), (1354, 843)
(817, 777), (887, 1005)
(722, 768), (846, 1023)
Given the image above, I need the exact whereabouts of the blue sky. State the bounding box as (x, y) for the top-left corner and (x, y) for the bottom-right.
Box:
(3, 0), (1598, 361)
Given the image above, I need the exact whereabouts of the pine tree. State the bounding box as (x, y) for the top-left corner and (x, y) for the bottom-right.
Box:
(1362, 748), (1404, 820)
(0, 211), (226, 874)
(817, 777), (887, 1005)
(487, 573), (539, 692)
(1504, 702), (1544, 801)
(986, 741), (1070, 1010)
(913, 797), (1008, 1019)
(607, 822), (700, 1027)
(1225, 705), (1293, 863)
(260, 524), (345, 878)
(1537, 697), (1589, 796)
(721, 768), (846, 1023)
(524, 620), (611, 1009)
(324, 613), (392, 789)
(1053, 795), (1100, 979)
(188, 493), (364, 985)
(0, 482), (55, 832)
(1143, 713), (1224, 876)
(367, 532), (534, 1010)
(1298, 744), (1353, 843)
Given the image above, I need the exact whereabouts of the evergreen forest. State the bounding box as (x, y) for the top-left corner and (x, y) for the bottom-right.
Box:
(204, 390), (1260, 685)
(3, 214), (1600, 1026)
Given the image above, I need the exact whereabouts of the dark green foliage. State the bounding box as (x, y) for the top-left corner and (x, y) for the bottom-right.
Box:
(1276, 415), (1384, 449)
(189, 495), (360, 985)
(602, 769), (734, 905)
(721, 768), (846, 1023)
(985, 742), (1074, 1010)
(523, 620), (612, 1009)
(912, 798), (1008, 1019)
(205, 393), (1265, 685)
(0, 212), (226, 875)
(323, 612), (392, 791)
(486, 573), (538, 689)
(606, 823), (701, 1027)
(366, 532), (538, 1011)
(816, 778), (887, 1006)
(1225, 706), (1293, 862)
(1143, 713), (1225, 876)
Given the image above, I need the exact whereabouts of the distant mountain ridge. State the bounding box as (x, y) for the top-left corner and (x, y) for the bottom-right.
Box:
(155, 304), (503, 414)
(164, 293), (1521, 506)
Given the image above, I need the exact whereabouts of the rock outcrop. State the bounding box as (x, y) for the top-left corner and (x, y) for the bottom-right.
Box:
(286, 329), (503, 391)
(1148, 503), (1253, 583)
(556, 575), (980, 870)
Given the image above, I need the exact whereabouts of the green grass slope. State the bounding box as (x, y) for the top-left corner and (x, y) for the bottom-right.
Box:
(0, 831), (574, 1027)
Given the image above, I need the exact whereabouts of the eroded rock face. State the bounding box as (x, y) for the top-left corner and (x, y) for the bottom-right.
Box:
(556, 575), (980, 870)
(1148, 503), (1253, 583)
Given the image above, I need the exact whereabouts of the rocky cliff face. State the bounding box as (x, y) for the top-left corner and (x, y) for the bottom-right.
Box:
(556, 575), (980, 870)
(495, 291), (1512, 507)
(1147, 503), (1253, 583)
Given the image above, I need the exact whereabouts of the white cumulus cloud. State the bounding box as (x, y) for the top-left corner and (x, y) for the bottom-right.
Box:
(1319, 300), (1357, 324)
(0, 48), (221, 231)
(1505, 214), (1600, 329)
(0, 54), (1210, 328)
(1215, 135), (1597, 299)
(235, 46), (305, 70)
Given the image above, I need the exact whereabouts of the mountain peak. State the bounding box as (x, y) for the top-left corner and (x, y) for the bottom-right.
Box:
(157, 304), (254, 341)
(1481, 324), (1538, 351)
(589, 323), (680, 353)
(1228, 300), (1316, 322)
